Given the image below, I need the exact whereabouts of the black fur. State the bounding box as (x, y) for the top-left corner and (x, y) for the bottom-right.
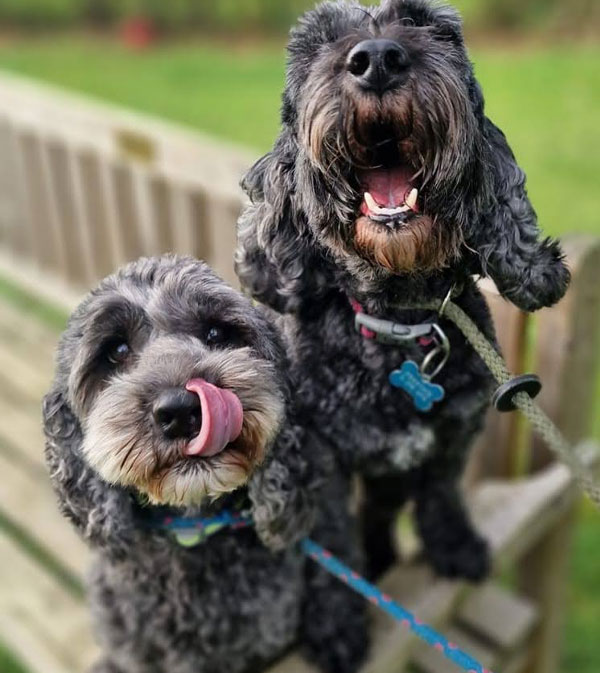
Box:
(236, 0), (569, 583)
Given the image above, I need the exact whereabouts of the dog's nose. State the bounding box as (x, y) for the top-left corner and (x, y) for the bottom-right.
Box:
(346, 39), (410, 93)
(153, 388), (202, 441)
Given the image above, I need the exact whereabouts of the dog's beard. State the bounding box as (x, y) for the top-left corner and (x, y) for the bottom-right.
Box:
(81, 352), (284, 507)
(354, 214), (447, 272)
(297, 51), (475, 274)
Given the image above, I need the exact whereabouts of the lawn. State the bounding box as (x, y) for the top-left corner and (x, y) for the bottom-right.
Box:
(0, 35), (598, 673)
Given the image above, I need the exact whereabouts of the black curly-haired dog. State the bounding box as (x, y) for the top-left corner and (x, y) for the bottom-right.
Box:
(236, 0), (570, 584)
(43, 256), (366, 673)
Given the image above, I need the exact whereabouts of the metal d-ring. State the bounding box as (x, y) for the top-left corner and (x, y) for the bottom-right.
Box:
(438, 284), (455, 318)
(420, 324), (450, 381)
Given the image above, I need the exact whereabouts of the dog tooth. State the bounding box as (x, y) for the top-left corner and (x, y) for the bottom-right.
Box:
(405, 188), (418, 210)
(364, 192), (410, 216)
(364, 192), (384, 214)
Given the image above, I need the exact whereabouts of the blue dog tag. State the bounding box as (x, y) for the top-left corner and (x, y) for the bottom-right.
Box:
(389, 360), (445, 412)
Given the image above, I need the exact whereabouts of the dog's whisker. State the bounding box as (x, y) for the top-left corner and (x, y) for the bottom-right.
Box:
(118, 436), (138, 472)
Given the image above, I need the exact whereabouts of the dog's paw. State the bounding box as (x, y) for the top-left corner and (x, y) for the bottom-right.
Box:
(252, 491), (316, 552)
(499, 239), (570, 312)
(427, 531), (490, 582)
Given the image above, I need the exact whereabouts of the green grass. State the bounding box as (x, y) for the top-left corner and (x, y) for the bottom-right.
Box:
(0, 37), (597, 242)
(0, 646), (28, 673)
(0, 35), (598, 673)
(565, 499), (600, 671)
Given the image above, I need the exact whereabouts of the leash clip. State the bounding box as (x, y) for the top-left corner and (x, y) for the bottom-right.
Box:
(419, 323), (450, 381)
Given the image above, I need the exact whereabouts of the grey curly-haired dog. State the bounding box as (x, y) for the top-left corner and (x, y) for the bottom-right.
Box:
(236, 0), (570, 587)
(43, 255), (366, 673)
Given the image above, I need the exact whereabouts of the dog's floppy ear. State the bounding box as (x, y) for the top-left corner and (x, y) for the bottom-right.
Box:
(466, 117), (570, 312)
(236, 134), (331, 315)
(43, 386), (135, 559)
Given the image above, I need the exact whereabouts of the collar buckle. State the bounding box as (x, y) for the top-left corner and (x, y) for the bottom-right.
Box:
(354, 313), (436, 346)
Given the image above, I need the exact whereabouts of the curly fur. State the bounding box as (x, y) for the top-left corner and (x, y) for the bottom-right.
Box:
(43, 256), (367, 673)
(236, 0), (570, 583)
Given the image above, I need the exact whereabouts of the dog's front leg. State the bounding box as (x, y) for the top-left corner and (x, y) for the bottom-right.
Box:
(300, 471), (369, 673)
(413, 414), (490, 582)
(360, 472), (409, 581)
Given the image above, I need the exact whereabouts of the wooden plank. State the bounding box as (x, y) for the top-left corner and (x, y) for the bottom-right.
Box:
(0, 533), (97, 673)
(0, 117), (13, 247)
(503, 648), (531, 673)
(149, 174), (175, 255)
(0, 391), (47, 469)
(0, 118), (27, 255)
(471, 460), (581, 567)
(0, 449), (88, 580)
(201, 191), (241, 287)
(457, 583), (538, 653)
(519, 510), (575, 673)
(168, 185), (198, 257)
(411, 625), (497, 673)
(0, 294), (59, 363)
(77, 150), (118, 281)
(17, 131), (58, 272)
(0, 340), (52, 409)
(46, 140), (90, 287)
(111, 162), (145, 263)
(187, 188), (212, 260)
(0, 248), (82, 314)
(531, 236), (600, 465)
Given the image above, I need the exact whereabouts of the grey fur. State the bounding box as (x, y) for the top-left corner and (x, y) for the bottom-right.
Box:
(236, 0), (570, 595)
(43, 256), (363, 673)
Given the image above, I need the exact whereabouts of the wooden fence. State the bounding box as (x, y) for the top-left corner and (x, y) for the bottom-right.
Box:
(0, 71), (253, 308)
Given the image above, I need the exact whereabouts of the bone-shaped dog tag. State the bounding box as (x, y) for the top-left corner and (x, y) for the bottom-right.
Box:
(389, 360), (445, 412)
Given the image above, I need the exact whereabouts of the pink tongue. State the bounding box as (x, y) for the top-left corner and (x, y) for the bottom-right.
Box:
(361, 167), (413, 207)
(183, 379), (243, 458)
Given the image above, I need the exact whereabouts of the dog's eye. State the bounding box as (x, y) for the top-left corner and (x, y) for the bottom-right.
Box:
(205, 325), (229, 347)
(106, 341), (130, 366)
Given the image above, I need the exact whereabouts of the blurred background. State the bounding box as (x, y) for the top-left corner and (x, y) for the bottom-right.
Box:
(0, 2), (597, 673)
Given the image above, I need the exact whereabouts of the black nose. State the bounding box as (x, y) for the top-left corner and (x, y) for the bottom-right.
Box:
(152, 388), (202, 441)
(346, 39), (410, 93)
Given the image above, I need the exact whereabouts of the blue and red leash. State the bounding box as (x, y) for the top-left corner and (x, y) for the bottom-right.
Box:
(156, 512), (492, 673)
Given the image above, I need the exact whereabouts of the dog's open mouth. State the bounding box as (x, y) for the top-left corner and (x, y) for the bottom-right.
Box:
(359, 165), (420, 231)
(184, 379), (244, 458)
(351, 148), (442, 272)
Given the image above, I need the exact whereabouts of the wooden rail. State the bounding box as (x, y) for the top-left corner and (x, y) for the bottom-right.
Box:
(0, 71), (251, 307)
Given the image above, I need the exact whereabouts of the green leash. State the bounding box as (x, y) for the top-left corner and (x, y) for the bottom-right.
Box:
(409, 296), (600, 507)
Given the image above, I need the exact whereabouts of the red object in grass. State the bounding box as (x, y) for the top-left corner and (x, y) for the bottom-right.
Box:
(121, 16), (157, 50)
